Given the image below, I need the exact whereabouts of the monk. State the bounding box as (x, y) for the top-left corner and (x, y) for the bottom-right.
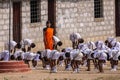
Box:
(43, 21), (54, 50)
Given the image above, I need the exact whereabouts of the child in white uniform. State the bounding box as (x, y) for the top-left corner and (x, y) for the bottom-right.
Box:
(109, 41), (120, 71)
(20, 39), (36, 52)
(41, 49), (52, 70)
(70, 49), (83, 73)
(53, 36), (63, 50)
(0, 50), (9, 61)
(70, 33), (82, 49)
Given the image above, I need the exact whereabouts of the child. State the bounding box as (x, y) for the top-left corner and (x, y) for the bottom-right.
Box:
(64, 47), (73, 70)
(86, 41), (96, 71)
(109, 40), (120, 71)
(70, 32), (82, 49)
(41, 49), (52, 70)
(94, 41), (108, 73)
(49, 50), (60, 73)
(13, 43), (23, 60)
(5, 40), (17, 54)
(53, 36), (63, 50)
(70, 49), (83, 73)
(22, 48), (40, 69)
(0, 50), (9, 61)
(20, 39), (36, 52)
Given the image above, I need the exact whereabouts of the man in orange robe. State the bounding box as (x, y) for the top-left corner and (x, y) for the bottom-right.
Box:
(43, 21), (54, 50)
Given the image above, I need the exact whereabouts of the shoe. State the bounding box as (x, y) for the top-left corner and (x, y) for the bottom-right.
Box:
(111, 69), (116, 71)
(45, 65), (50, 70)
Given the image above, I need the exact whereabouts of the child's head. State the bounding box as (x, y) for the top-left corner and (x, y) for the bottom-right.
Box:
(61, 48), (65, 52)
(46, 20), (52, 28)
(16, 43), (21, 49)
(78, 38), (84, 43)
(65, 52), (70, 58)
(10, 55), (15, 60)
(27, 47), (31, 52)
(57, 41), (63, 46)
(22, 48), (26, 52)
(30, 43), (36, 48)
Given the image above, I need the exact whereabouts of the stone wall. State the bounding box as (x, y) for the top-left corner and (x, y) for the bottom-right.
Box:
(0, 0), (116, 51)
(21, 0), (48, 51)
(0, 0), (10, 50)
(56, 0), (115, 48)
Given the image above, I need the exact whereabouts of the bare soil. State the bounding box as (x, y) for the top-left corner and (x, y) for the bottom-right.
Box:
(0, 61), (120, 80)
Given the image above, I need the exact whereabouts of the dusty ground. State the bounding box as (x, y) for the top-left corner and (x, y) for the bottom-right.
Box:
(0, 61), (120, 80)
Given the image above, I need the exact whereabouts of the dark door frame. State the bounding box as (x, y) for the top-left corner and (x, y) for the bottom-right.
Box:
(13, 1), (22, 43)
(48, 0), (56, 35)
(115, 0), (120, 36)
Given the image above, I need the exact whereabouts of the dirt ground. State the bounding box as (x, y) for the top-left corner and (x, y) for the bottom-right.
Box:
(0, 61), (120, 80)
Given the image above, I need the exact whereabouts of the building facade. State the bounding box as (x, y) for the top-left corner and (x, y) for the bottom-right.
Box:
(0, 0), (119, 51)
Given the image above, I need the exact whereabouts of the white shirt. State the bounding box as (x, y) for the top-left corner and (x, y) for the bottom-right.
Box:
(6, 41), (17, 50)
(94, 50), (107, 60)
(21, 39), (32, 48)
(70, 33), (81, 42)
(41, 49), (52, 59)
(14, 50), (23, 59)
(23, 52), (35, 60)
(65, 47), (73, 52)
(50, 50), (60, 60)
(53, 36), (60, 44)
(70, 49), (83, 60)
(0, 50), (9, 61)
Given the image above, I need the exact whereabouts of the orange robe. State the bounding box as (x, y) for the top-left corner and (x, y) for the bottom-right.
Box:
(44, 28), (54, 50)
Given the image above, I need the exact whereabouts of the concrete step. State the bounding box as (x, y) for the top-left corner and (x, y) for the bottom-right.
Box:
(0, 64), (28, 69)
(0, 61), (31, 73)
(0, 68), (31, 73)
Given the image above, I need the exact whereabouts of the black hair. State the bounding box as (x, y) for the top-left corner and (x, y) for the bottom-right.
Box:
(30, 43), (36, 48)
(37, 51), (41, 55)
(105, 40), (108, 44)
(118, 55), (120, 60)
(16, 43), (21, 49)
(46, 20), (52, 27)
(78, 38), (84, 43)
(59, 56), (64, 61)
(57, 41), (63, 46)
(27, 47), (31, 52)
(65, 52), (70, 57)
(61, 48), (65, 52)
(91, 53), (94, 58)
(10, 55), (15, 60)
(22, 48), (26, 52)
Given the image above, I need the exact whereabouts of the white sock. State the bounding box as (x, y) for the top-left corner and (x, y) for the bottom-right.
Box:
(114, 65), (118, 70)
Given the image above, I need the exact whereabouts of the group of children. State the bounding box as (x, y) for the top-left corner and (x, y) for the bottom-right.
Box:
(40, 33), (120, 73)
(0, 33), (120, 73)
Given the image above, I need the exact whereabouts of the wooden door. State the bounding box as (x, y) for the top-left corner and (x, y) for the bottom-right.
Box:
(115, 0), (120, 36)
(48, 0), (56, 34)
(13, 2), (21, 43)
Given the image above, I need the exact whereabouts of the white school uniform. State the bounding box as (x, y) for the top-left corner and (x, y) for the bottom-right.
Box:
(70, 33), (81, 42)
(50, 50), (60, 60)
(6, 41), (17, 50)
(23, 52), (35, 60)
(109, 42), (120, 60)
(65, 47), (73, 52)
(94, 41), (109, 60)
(107, 37), (116, 44)
(70, 49), (83, 61)
(0, 50), (9, 61)
(94, 50), (107, 60)
(41, 49), (52, 59)
(21, 39), (32, 48)
(53, 36), (60, 45)
(14, 50), (23, 59)
(78, 43), (88, 53)
(33, 54), (40, 61)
